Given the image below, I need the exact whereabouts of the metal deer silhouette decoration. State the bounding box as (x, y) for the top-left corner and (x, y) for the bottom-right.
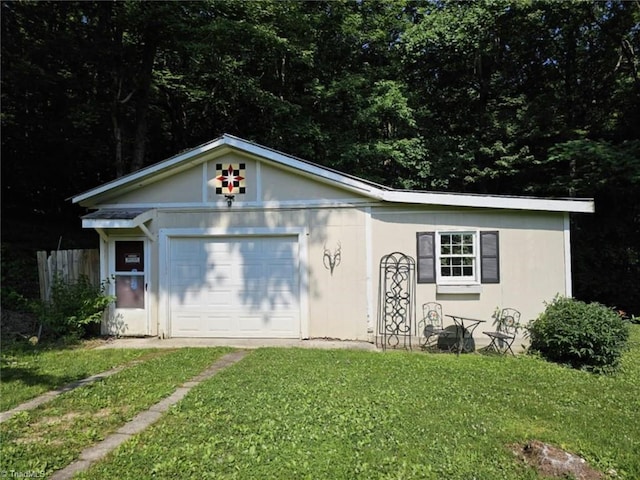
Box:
(323, 242), (342, 275)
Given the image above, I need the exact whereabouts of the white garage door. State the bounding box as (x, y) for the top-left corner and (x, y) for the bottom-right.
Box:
(169, 236), (300, 338)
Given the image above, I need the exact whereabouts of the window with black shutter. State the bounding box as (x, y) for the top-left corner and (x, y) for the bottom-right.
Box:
(416, 230), (500, 285)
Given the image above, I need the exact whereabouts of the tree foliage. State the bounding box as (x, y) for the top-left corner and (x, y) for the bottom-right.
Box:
(2, 0), (639, 313)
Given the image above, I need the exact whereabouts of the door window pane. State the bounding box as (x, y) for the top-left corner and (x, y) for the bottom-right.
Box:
(115, 241), (144, 272)
(115, 275), (144, 308)
(115, 241), (144, 308)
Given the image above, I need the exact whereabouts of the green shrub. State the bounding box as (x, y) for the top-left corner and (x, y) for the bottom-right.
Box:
(0, 286), (33, 312)
(527, 296), (630, 373)
(38, 275), (114, 339)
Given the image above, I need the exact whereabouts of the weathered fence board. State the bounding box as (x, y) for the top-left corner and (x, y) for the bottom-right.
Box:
(37, 249), (100, 302)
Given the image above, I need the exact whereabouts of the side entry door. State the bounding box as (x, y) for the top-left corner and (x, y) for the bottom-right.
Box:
(109, 239), (148, 335)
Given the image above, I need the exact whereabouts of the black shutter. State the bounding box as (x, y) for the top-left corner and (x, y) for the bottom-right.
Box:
(417, 232), (436, 283)
(480, 231), (500, 283)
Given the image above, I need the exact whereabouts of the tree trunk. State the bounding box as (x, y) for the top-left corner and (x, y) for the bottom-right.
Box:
(112, 107), (124, 178)
(130, 27), (159, 173)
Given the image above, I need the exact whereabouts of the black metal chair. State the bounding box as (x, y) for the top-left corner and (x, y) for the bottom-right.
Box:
(482, 308), (521, 355)
(419, 302), (446, 350)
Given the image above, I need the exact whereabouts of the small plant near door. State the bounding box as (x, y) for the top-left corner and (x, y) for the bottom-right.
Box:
(37, 275), (115, 340)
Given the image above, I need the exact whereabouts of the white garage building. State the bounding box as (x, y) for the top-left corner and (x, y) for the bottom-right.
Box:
(72, 134), (593, 344)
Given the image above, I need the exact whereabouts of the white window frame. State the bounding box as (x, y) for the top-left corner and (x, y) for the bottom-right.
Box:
(435, 230), (480, 285)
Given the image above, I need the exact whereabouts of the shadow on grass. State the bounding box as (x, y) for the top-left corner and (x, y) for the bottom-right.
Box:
(0, 336), (92, 404)
(0, 364), (86, 392)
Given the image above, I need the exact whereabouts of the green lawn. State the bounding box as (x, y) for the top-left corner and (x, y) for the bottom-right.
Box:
(78, 325), (640, 480)
(0, 342), (153, 410)
(0, 347), (231, 477)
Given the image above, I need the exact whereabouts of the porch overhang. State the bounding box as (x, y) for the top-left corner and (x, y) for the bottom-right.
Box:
(82, 208), (156, 241)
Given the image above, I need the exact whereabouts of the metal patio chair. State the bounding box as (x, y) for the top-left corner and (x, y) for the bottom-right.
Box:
(419, 302), (447, 350)
(482, 308), (521, 355)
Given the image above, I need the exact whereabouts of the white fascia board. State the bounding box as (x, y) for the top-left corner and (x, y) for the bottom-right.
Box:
(72, 137), (229, 205)
(82, 209), (155, 229)
(83, 219), (138, 229)
(71, 132), (595, 214)
(383, 191), (595, 213)
(222, 135), (386, 199)
(72, 134), (385, 206)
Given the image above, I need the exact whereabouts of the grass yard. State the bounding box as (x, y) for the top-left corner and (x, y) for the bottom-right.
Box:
(0, 347), (231, 477)
(78, 325), (640, 480)
(0, 341), (153, 410)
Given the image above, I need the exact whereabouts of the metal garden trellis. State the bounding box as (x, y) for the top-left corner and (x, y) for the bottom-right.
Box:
(376, 252), (416, 350)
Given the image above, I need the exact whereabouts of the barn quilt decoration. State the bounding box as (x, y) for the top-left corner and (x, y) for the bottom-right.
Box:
(215, 163), (246, 195)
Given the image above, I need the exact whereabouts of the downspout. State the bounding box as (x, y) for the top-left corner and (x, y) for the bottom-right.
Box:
(563, 213), (573, 297)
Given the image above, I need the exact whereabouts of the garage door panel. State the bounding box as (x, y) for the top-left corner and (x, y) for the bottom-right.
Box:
(171, 241), (204, 260)
(201, 314), (236, 335)
(206, 264), (233, 283)
(238, 290), (295, 307)
(269, 266), (297, 282)
(204, 242), (231, 254)
(259, 314), (297, 334)
(169, 236), (300, 338)
(170, 264), (205, 286)
(172, 313), (208, 334)
(174, 289), (234, 309)
(173, 312), (235, 336)
(236, 314), (270, 335)
(236, 314), (296, 336)
(241, 263), (267, 279)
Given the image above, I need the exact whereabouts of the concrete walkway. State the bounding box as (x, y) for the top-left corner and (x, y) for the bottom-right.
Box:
(49, 350), (249, 480)
(0, 364), (131, 424)
(2, 339), (376, 424)
(95, 336), (379, 351)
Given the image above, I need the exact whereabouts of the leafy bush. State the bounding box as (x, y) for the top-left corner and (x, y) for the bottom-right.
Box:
(38, 275), (114, 339)
(0, 286), (33, 312)
(527, 296), (630, 374)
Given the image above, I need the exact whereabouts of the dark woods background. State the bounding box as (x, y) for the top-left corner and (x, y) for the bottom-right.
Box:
(2, 1), (639, 314)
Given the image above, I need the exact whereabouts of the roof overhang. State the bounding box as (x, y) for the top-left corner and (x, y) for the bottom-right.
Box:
(71, 135), (388, 207)
(81, 208), (156, 241)
(71, 134), (595, 215)
(383, 191), (595, 213)
(81, 208), (154, 228)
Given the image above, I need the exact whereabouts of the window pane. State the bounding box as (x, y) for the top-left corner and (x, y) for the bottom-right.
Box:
(115, 241), (144, 272)
(115, 275), (144, 309)
(438, 232), (477, 280)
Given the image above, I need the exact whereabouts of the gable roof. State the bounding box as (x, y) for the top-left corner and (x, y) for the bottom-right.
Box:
(72, 134), (594, 213)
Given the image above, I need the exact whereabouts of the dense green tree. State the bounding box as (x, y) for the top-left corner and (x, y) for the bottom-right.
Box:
(1, 0), (638, 313)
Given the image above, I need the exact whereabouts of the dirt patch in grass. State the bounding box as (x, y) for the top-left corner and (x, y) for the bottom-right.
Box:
(511, 440), (606, 479)
(16, 413), (83, 446)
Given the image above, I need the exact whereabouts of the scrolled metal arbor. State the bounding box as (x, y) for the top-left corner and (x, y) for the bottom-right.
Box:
(377, 252), (416, 350)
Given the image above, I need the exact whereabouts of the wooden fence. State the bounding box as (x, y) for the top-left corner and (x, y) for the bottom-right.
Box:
(36, 249), (100, 302)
